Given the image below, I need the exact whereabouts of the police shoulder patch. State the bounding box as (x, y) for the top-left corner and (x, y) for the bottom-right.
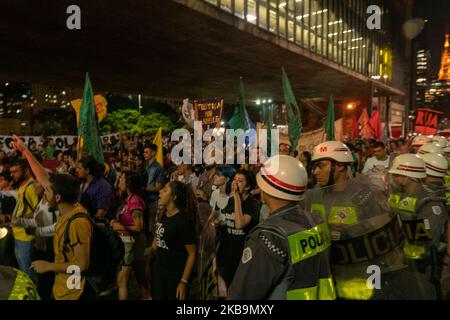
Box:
(242, 247), (252, 264)
(259, 234), (287, 258)
(432, 206), (442, 216)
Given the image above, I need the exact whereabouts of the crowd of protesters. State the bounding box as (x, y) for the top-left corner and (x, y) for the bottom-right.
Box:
(0, 131), (447, 300)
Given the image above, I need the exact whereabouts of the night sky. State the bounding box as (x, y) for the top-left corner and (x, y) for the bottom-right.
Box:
(415, 0), (450, 76)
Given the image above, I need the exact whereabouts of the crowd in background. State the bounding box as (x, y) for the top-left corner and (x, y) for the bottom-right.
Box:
(0, 131), (446, 300)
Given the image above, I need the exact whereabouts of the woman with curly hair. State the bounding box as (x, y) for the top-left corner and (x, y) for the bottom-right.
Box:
(148, 181), (197, 300)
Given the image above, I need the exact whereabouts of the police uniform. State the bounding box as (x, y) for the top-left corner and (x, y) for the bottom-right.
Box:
(445, 176), (450, 205)
(306, 177), (406, 300)
(390, 185), (447, 257)
(228, 202), (335, 300)
(0, 265), (40, 300)
(389, 172), (448, 298)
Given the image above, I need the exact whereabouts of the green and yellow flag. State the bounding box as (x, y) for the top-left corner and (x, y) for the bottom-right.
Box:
(77, 73), (104, 164)
(71, 95), (108, 124)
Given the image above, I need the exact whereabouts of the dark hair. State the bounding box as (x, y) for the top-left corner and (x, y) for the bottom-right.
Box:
(372, 141), (385, 149)
(0, 171), (13, 183)
(54, 150), (63, 159)
(63, 150), (77, 160)
(168, 181), (197, 225)
(215, 165), (236, 194)
(302, 151), (312, 164)
(79, 156), (102, 178)
(144, 143), (158, 152)
(135, 154), (145, 163)
(346, 142), (354, 151)
(123, 171), (144, 195)
(50, 174), (80, 204)
(389, 140), (399, 148)
(234, 169), (256, 191)
(10, 159), (31, 174)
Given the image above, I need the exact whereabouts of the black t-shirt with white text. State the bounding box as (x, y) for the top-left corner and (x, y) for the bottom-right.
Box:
(153, 211), (196, 273)
(216, 195), (260, 287)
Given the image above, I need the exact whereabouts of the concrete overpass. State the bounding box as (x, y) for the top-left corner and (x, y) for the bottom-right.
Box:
(0, 0), (405, 106)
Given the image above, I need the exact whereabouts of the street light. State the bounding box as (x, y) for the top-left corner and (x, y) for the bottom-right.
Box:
(257, 98), (273, 124)
(138, 94), (143, 114)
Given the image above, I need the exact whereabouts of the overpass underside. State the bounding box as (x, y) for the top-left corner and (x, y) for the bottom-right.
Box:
(0, 0), (403, 104)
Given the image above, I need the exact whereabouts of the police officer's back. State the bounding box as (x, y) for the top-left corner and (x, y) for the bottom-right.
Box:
(228, 155), (335, 300)
(389, 153), (447, 299)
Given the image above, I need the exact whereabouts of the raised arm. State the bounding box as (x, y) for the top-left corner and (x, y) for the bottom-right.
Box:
(12, 134), (51, 189)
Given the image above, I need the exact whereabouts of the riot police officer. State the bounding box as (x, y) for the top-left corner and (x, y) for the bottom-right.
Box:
(412, 135), (432, 154)
(0, 265), (40, 300)
(389, 153), (448, 299)
(228, 155), (335, 300)
(306, 141), (406, 300)
(417, 152), (449, 205)
(416, 152), (450, 299)
(418, 143), (445, 156)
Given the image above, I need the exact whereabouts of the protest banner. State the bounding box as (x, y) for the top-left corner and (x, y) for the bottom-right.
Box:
(193, 98), (224, 132)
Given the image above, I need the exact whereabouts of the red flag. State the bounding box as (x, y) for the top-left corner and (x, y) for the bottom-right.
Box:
(369, 110), (382, 140)
(352, 114), (359, 139)
(359, 108), (373, 139)
(414, 108), (443, 135)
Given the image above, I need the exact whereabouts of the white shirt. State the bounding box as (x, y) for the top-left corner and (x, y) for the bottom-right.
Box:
(209, 189), (230, 212)
(362, 156), (390, 174)
(177, 173), (199, 189)
(209, 188), (231, 224)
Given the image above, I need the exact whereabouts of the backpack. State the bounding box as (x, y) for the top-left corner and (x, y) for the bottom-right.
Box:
(63, 213), (125, 296)
(21, 181), (39, 217)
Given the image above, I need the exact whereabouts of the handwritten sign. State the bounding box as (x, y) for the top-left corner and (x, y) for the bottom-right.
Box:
(194, 98), (224, 132)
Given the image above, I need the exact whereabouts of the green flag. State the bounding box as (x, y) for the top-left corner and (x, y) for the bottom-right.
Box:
(229, 77), (248, 130)
(281, 67), (302, 149)
(325, 95), (335, 141)
(78, 73), (104, 163)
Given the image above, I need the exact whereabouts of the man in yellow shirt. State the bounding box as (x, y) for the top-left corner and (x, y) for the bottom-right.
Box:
(31, 174), (93, 300)
(10, 159), (39, 276)
(12, 136), (93, 300)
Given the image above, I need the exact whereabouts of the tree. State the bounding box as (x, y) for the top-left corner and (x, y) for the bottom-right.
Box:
(99, 109), (178, 135)
(32, 109), (76, 135)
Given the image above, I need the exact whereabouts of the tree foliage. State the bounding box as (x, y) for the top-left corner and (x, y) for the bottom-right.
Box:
(99, 109), (178, 135)
(32, 109), (76, 135)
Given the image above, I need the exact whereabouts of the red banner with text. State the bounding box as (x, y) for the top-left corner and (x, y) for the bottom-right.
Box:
(414, 108), (443, 135)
